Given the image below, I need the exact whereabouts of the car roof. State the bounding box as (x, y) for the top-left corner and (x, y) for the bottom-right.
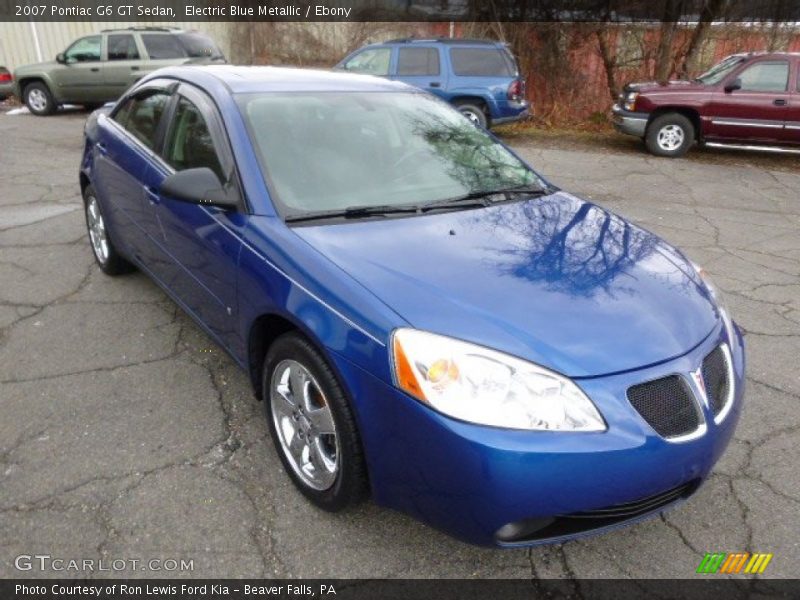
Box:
(732, 51), (800, 59)
(382, 37), (505, 46)
(151, 65), (415, 94)
(100, 26), (186, 34)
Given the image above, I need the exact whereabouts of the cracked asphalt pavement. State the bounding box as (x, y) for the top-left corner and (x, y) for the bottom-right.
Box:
(1, 111), (798, 580)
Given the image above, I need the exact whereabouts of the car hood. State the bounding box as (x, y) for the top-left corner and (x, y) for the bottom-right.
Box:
(294, 192), (719, 378)
(624, 79), (707, 93)
(14, 62), (57, 76)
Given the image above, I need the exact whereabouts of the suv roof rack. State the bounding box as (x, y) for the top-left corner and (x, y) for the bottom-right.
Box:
(100, 26), (181, 33)
(383, 37), (501, 45)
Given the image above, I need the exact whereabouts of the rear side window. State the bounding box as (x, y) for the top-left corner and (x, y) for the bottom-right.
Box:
(737, 61), (789, 92)
(107, 34), (140, 61)
(141, 34), (185, 60)
(163, 97), (225, 181)
(450, 47), (514, 77)
(112, 91), (170, 149)
(176, 33), (223, 59)
(342, 48), (391, 76)
(397, 47), (440, 76)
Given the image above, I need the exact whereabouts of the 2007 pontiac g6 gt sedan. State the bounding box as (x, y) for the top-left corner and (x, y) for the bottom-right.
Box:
(80, 66), (744, 547)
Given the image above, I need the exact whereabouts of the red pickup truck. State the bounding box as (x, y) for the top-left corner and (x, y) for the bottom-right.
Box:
(612, 52), (800, 157)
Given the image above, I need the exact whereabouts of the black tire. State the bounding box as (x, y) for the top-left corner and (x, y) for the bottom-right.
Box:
(83, 185), (134, 276)
(645, 113), (695, 157)
(23, 82), (57, 116)
(455, 101), (488, 128)
(263, 332), (369, 511)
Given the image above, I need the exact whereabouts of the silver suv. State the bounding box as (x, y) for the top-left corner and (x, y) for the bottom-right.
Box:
(14, 27), (225, 116)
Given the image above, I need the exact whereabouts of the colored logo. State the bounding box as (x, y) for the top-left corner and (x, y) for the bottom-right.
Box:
(696, 552), (773, 574)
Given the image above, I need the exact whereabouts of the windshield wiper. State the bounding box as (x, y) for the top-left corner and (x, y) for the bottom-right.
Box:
(421, 184), (553, 211)
(284, 204), (420, 224)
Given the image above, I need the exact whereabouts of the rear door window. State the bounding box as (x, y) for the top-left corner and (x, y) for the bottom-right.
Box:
(397, 48), (440, 76)
(450, 47), (514, 77)
(107, 34), (140, 61)
(112, 91), (170, 149)
(141, 34), (185, 60)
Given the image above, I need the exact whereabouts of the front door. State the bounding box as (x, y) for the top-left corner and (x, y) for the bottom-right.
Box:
(140, 85), (244, 351)
(51, 35), (106, 102)
(705, 59), (791, 144)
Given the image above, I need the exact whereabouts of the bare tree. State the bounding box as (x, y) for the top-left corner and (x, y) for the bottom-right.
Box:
(678, 0), (729, 77)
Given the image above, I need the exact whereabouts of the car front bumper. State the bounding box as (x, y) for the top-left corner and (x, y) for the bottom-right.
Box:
(612, 104), (649, 138)
(330, 321), (744, 547)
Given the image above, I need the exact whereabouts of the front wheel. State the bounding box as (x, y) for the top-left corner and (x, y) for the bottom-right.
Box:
(263, 332), (369, 511)
(23, 82), (56, 116)
(645, 113), (695, 157)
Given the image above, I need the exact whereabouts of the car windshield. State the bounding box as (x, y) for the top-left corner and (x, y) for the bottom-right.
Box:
(695, 55), (745, 85)
(237, 91), (543, 219)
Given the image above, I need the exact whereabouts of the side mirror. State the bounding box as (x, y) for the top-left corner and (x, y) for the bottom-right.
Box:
(159, 168), (239, 209)
(56, 53), (66, 64)
(724, 78), (741, 93)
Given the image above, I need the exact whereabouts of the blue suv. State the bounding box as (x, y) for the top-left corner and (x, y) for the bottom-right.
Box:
(335, 38), (530, 128)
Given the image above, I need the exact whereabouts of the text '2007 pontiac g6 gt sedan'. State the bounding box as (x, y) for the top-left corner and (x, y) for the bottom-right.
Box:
(80, 66), (744, 547)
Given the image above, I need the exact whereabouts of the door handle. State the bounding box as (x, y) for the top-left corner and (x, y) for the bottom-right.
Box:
(774, 98), (787, 106)
(90, 67), (99, 72)
(95, 142), (107, 155)
(130, 66), (140, 71)
(429, 82), (441, 88)
(144, 185), (160, 205)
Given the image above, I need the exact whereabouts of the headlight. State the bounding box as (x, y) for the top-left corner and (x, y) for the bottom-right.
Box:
(693, 262), (734, 340)
(623, 91), (639, 111)
(391, 328), (606, 432)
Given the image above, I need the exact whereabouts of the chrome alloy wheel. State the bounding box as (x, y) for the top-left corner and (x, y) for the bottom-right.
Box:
(460, 108), (482, 125)
(270, 359), (339, 491)
(27, 88), (48, 113)
(656, 124), (685, 152)
(86, 195), (109, 264)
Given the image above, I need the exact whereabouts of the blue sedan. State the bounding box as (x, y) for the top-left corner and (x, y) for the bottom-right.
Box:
(80, 66), (744, 547)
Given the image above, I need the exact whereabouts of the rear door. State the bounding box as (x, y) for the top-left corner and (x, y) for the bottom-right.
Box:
(705, 59), (791, 143)
(102, 33), (145, 99)
(139, 84), (244, 349)
(786, 58), (800, 144)
(92, 84), (172, 258)
(393, 46), (446, 97)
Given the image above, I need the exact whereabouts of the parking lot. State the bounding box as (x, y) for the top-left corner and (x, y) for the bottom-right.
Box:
(0, 110), (798, 580)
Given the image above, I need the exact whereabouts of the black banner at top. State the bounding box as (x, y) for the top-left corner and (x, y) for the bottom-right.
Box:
(2, 0), (800, 22)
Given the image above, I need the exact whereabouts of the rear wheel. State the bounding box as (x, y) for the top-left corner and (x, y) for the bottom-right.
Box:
(645, 113), (694, 157)
(455, 101), (488, 128)
(83, 185), (134, 275)
(263, 332), (369, 511)
(23, 82), (56, 116)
